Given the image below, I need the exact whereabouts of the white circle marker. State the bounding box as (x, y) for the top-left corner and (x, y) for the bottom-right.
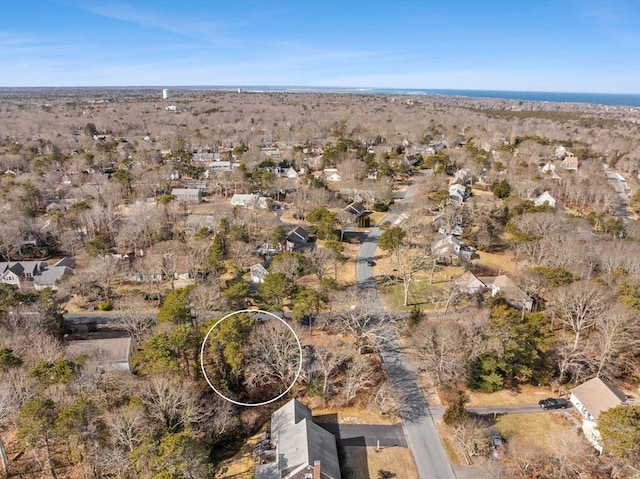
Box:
(199, 309), (303, 407)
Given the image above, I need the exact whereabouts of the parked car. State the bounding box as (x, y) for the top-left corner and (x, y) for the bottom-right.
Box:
(491, 434), (506, 459)
(538, 397), (570, 409)
(367, 260), (376, 266)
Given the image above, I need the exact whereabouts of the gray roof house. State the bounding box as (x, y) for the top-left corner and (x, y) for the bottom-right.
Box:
(489, 274), (534, 312)
(1, 258), (73, 291)
(431, 235), (473, 264)
(286, 226), (310, 252)
(454, 271), (486, 294)
(570, 377), (630, 453)
(255, 399), (341, 479)
(171, 188), (202, 204)
(65, 336), (137, 373)
(448, 184), (468, 204)
(344, 202), (366, 219)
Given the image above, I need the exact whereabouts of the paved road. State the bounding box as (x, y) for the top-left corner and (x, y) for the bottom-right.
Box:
(468, 404), (573, 415)
(63, 312), (124, 325)
(605, 169), (630, 220)
(356, 179), (456, 479)
(318, 423), (407, 447)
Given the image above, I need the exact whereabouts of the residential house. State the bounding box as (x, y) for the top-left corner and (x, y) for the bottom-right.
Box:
(285, 167), (300, 179)
(33, 257), (75, 290)
(561, 155), (579, 171)
(124, 254), (190, 283)
(193, 152), (215, 162)
(323, 169), (342, 182)
(231, 193), (268, 209)
(542, 161), (556, 174)
(256, 242), (283, 256)
(286, 226), (310, 252)
(454, 271), (486, 294)
(570, 377), (629, 453)
(65, 336), (137, 373)
(262, 148), (283, 159)
(205, 160), (234, 173)
(431, 235), (474, 264)
(432, 212), (464, 236)
(533, 191), (556, 208)
(450, 168), (472, 185)
(489, 274), (533, 311)
(250, 263), (269, 284)
(448, 184), (468, 204)
(255, 399), (341, 479)
(555, 146), (568, 159)
(171, 188), (202, 204)
(0, 260), (62, 290)
(344, 202), (366, 219)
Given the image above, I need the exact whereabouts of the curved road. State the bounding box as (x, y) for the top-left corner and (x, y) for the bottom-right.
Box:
(355, 181), (457, 479)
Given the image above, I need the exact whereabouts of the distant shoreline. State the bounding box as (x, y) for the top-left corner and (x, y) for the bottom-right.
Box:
(0, 85), (638, 108)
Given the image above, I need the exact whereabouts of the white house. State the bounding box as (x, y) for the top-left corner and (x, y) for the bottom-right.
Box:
(541, 161), (556, 173)
(250, 263), (269, 284)
(448, 183), (468, 204)
(431, 235), (474, 264)
(231, 193), (268, 209)
(533, 191), (556, 208)
(285, 167), (299, 179)
(570, 377), (629, 453)
(323, 168), (342, 182)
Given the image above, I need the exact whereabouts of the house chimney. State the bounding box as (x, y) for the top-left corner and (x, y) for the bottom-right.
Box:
(313, 460), (321, 479)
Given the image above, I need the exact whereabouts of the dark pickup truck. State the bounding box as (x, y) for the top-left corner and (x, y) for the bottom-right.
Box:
(538, 397), (570, 410)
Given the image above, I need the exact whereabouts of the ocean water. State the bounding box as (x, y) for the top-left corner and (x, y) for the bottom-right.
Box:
(2, 85), (638, 107)
(189, 85), (640, 107)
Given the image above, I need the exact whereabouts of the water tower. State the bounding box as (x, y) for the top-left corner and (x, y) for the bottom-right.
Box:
(162, 88), (170, 100)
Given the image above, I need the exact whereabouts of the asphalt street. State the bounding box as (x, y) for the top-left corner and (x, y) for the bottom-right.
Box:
(605, 169), (630, 220)
(356, 179), (457, 479)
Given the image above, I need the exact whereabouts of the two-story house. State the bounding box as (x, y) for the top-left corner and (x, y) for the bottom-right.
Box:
(570, 377), (629, 453)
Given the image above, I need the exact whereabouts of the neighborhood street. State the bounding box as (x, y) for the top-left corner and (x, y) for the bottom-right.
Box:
(605, 168), (630, 220)
(356, 180), (457, 479)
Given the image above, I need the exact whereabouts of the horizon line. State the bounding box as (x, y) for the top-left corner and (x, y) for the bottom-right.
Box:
(1, 85), (639, 96)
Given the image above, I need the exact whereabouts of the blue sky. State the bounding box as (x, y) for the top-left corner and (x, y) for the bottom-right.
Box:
(1, 0), (639, 93)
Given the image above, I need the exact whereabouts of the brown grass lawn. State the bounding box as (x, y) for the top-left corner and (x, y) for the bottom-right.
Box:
(343, 446), (418, 479)
(472, 250), (516, 275)
(495, 413), (576, 456)
(466, 385), (555, 407)
(367, 211), (389, 226)
(215, 428), (264, 479)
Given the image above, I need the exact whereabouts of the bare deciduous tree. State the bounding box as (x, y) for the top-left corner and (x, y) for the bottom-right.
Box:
(373, 380), (404, 417)
(343, 356), (376, 404)
(244, 320), (301, 396)
(311, 345), (346, 399)
(550, 281), (610, 351)
(104, 403), (148, 452)
(115, 297), (156, 343)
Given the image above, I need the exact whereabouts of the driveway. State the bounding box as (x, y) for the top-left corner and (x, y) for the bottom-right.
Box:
(318, 423), (407, 447)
